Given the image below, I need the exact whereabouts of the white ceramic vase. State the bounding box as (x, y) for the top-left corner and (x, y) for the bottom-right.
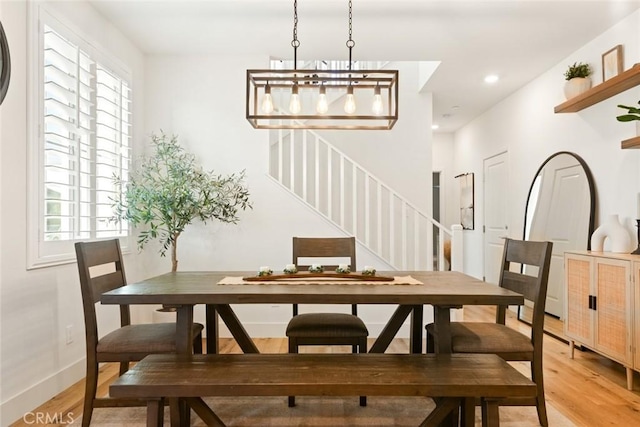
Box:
(590, 214), (632, 253)
(563, 77), (592, 100)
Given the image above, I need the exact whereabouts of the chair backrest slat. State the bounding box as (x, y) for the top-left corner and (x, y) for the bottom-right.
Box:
(500, 270), (538, 302)
(78, 239), (124, 267)
(293, 237), (356, 271)
(91, 271), (128, 303)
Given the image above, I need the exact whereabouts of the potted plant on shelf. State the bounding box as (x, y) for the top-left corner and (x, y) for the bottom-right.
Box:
(112, 132), (252, 272)
(617, 100), (640, 136)
(563, 62), (592, 100)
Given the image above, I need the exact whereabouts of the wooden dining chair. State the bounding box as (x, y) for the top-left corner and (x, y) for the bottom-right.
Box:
(75, 239), (204, 427)
(285, 236), (368, 407)
(426, 238), (553, 426)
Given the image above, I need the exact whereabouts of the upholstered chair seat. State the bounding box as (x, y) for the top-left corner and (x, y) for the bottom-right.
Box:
(97, 323), (204, 355)
(426, 322), (534, 355)
(286, 313), (368, 338)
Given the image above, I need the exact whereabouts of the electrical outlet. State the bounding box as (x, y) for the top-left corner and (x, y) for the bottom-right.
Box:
(65, 325), (73, 345)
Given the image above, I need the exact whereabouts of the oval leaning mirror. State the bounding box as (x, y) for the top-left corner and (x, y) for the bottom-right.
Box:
(0, 21), (11, 105)
(520, 151), (595, 336)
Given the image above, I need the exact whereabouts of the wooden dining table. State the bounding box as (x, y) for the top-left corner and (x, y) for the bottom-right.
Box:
(101, 270), (523, 356)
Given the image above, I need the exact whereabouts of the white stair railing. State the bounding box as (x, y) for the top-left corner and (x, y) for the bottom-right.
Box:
(269, 126), (463, 272)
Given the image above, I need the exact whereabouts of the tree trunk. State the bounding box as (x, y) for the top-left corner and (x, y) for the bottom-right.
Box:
(171, 235), (179, 272)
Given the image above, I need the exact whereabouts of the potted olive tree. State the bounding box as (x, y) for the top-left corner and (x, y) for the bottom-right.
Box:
(112, 132), (251, 272)
(563, 62), (592, 100)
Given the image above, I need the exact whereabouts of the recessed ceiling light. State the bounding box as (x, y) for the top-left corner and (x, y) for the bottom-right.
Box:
(432, 124), (439, 130)
(484, 74), (499, 84)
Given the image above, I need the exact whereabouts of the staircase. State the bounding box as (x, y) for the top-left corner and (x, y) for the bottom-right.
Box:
(269, 126), (463, 271)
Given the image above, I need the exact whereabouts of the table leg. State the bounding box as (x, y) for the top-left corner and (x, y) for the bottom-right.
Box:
(481, 398), (500, 427)
(410, 305), (424, 354)
(369, 305), (413, 353)
(146, 398), (163, 427)
(205, 304), (219, 354)
(433, 306), (452, 354)
(175, 305), (194, 356)
(215, 304), (260, 353)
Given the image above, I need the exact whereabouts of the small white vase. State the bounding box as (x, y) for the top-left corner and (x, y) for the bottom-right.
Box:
(590, 214), (632, 253)
(563, 77), (592, 100)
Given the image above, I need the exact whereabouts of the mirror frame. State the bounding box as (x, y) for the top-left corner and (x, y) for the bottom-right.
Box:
(522, 151), (596, 249)
(519, 151), (596, 339)
(0, 21), (10, 105)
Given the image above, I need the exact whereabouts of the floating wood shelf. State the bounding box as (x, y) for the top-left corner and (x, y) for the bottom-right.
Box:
(621, 136), (640, 149)
(554, 63), (640, 113)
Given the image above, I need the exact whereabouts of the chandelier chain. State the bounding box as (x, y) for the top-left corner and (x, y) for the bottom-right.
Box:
(346, 0), (355, 70)
(291, 0), (300, 69)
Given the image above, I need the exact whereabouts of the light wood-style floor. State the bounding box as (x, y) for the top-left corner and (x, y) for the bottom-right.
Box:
(10, 305), (640, 426)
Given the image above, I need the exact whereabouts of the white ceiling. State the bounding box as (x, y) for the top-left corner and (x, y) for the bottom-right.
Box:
(88, 0), (640, 132)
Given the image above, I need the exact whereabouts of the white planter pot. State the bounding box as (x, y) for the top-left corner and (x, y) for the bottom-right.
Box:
(563, 77), (592, 100)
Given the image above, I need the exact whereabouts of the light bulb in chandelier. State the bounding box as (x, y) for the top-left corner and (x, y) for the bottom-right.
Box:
(372, 85), (383, 116)
(344, 85), (356, 114)
(316, 85), (329, 114)
(261, 83), (274, 114)
(289, 84), (301, 114)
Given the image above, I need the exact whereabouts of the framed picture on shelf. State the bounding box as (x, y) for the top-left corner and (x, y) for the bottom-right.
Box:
(602, 45), (623, 81)
(456, 173), (474, 230)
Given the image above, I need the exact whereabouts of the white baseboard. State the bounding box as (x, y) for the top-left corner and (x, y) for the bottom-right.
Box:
(1, 358), (85, 426)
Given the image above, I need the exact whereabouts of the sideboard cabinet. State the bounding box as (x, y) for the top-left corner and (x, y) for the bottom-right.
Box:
(564, 251), (637, 390)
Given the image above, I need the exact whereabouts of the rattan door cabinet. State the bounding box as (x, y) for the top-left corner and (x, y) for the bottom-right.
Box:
(564, 251), (636, 390)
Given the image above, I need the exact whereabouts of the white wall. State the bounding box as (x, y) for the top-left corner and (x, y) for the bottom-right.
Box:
(452, 10), (640, 278)
(433, 132), (456, 229)
(0, 1), (148, 424)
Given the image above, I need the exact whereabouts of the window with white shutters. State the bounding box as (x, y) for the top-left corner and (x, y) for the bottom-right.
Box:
(29, 6), (131, 268)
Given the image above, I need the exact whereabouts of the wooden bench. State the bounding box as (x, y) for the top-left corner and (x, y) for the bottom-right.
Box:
(109, 353), (536, 427)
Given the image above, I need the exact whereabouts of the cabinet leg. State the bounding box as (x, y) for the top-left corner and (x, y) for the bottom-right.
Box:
(626, 367), (634, 390)
(569, 340), (575, 359)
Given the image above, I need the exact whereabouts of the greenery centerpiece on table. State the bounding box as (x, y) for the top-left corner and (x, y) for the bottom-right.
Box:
(112, 132), (251, 272)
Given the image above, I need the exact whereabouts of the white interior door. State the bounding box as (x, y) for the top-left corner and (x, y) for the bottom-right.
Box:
(526, 160), (590, 318)
(483, 152), (508, 285)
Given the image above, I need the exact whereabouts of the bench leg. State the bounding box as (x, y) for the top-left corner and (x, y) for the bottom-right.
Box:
(288, 338), (298, 407)
(185, 397), (227, 427)
(481, 398), (500, 427)
(146, 398), (164, 427)
(419, 397), (461, 427)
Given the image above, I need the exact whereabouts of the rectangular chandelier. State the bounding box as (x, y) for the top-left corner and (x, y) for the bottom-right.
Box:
(246, 69), (398, 130)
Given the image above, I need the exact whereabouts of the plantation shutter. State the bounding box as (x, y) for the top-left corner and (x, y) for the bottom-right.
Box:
(42, 25), (130, 242)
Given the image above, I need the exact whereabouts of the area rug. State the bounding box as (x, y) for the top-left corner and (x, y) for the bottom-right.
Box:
(82, 396), (575, 426)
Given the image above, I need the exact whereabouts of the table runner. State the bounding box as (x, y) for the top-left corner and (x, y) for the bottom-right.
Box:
(217, 275), (423, 285)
